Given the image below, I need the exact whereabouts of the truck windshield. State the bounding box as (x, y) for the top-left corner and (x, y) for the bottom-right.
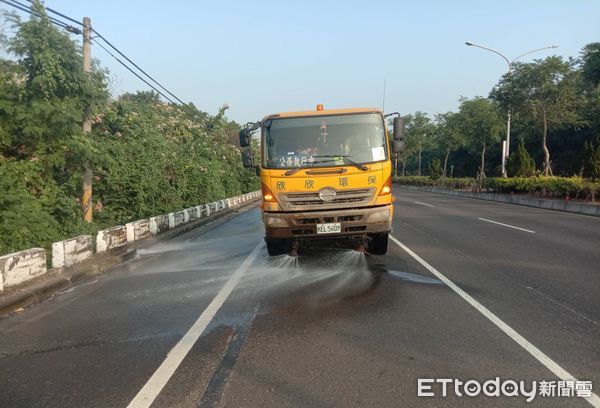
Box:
(263, 113), (387, 169)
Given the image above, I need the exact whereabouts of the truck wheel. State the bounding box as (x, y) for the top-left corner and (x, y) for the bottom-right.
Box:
(369, 233), (389, 255)
(266, 238), (290, 256)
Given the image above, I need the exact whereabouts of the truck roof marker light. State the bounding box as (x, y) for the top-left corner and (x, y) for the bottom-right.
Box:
(262, 184), (276, 202)
(379, 176), (392, 196)
(316, 104), (324, 111)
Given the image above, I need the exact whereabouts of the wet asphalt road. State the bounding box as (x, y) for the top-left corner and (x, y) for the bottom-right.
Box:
(0, 188), (599, 407)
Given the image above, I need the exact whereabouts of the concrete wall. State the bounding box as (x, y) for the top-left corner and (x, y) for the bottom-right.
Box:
(0, 248), (47, 291)
(0, 190), (261, 292)
(169, 211), (186, 229)
(187, 207), (200, 221)
(149, 214), (170, 235)
(52, 236), (93, 269)
(96, 226), (127, 253)
(126, 220), (150, 242)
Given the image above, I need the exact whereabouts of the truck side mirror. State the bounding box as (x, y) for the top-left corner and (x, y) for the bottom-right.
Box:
(393, 140), (405, 153)
(239, 129), (251, 147)
(393, 117), (405, 141)
(241, 147), (254, 168)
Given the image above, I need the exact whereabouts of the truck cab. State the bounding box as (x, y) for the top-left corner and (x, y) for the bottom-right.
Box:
(240, 105), (405, 256)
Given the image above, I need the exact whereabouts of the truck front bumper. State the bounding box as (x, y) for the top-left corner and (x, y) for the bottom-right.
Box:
(263, 205), (392, 239)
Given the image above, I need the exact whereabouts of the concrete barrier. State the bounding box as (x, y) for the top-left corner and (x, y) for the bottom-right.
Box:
(126, 219), (150, 242)
(168, 210), (186, 229)
(0, 248), (46, 291)
(96, 226), (127, 252)
(0, 190), (261, 293)
(186, 207), (199, 221)
(52, 235), (93, 269)
(169, 211), (186, 228)
(149, 214), (169, 235)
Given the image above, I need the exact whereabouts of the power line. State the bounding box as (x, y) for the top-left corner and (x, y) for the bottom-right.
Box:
(0, 0), (76, 32)
(21, 0), (82, 27)
(91, 38), (178, 105)
(91, 31), (186, 105)
(2, 0), (187, 105)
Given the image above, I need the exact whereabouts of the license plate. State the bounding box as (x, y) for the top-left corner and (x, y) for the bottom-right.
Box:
(316, 223), (342, 234)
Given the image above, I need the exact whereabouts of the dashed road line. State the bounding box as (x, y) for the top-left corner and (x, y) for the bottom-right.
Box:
(127, 240), (264, 408)
(477, 217), (535, 233)
(389, 234), (600, 408)
(414, 201), (435, 208)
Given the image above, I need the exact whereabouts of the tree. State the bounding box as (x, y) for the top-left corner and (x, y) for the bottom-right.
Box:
(506, 142), (536, 177)
(2, 1), (107, 160)
(433, 111), (465, 176)
(428, 158), (442, 179)
(0, 5), (258, 254)
(455, 97), (503, 180)
(578, 43), (600, 152)
(404, 111), (435, 176)
(582, 140), (600, 180)
(580, 42), (600, 91)
(491, 57), (581, 176)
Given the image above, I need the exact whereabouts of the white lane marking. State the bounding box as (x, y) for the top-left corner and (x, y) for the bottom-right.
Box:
(389, 235), (600, 407)
(414, 201), (435, 208)
(477, 217), (535, 234)
(127, 240), (264, 408)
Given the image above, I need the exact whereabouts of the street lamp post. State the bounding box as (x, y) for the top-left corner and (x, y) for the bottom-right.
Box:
(465, 41), (559, 177)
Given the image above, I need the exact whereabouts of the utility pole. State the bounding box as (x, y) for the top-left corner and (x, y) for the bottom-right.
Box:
(81, 16), (93, 222)
(465, 41), (558, 178)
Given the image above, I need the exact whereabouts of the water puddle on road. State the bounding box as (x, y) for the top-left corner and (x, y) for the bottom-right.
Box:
(54, 278), (99, 295)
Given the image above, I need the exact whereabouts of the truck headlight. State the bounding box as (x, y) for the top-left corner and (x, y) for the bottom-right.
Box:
(265, 215), (289, 228)
(367, 209), (390, 223)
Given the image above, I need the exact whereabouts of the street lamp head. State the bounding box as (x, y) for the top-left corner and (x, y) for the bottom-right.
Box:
(465, 41), (474, 46)
(551, 44), (559, 48)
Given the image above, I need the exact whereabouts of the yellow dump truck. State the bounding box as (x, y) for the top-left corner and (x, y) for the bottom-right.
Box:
(239, 105), (405, 256)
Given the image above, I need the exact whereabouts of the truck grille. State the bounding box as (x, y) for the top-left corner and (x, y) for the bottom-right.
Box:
(279, 188), (375, 210)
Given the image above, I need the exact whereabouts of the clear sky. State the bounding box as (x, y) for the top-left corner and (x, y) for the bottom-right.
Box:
(3, 0), (600, 123)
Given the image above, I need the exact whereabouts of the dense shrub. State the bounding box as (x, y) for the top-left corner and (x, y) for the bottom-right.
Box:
(394, 175), (600, 200)
(0, 7), (258, 255)
(91, 97), (258, 225)
(507, 142), (536, 177)
(583, 140), (600, 180)
(428, 158), (442, 179)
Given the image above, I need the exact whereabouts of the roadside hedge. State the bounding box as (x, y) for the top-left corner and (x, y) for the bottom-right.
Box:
(394, 176), (600, 201)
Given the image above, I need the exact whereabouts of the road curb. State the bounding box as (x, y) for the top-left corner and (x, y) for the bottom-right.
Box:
(397, 184), (600, 217)
(0, 199), (260, 316)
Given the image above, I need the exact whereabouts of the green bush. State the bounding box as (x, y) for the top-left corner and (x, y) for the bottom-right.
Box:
(394, 175), (600, 200)
(507, 142), (536, 177)
(0, 9), (258, 255)
(428, 158), (442, 180)
(583, 140), (600, 181)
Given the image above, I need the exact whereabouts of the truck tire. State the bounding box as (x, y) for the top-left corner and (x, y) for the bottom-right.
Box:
(369, 233), (389, 255)
(266, 238), (290, 256)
